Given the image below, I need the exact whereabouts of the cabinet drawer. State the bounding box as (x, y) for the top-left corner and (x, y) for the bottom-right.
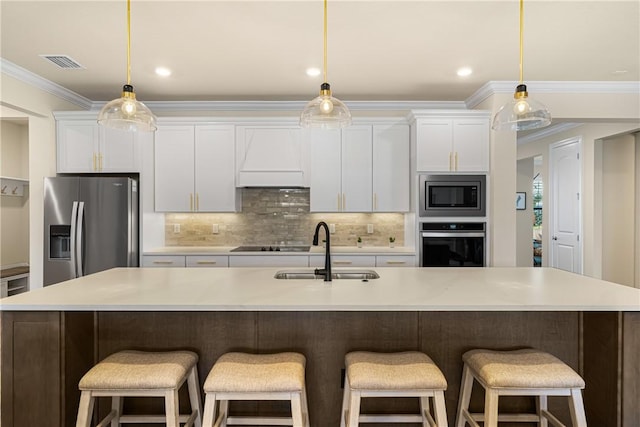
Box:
(375, 255), (416, 267)
(310, 255), (376, 268)
(142, 255), (186, 268)
(229, 255), (309, 268)
(186, 255), (229, 268)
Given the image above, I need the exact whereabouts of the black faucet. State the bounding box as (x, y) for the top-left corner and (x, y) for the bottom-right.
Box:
(312, 221), (332, 282)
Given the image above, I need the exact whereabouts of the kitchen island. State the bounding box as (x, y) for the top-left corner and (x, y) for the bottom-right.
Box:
(1, 267), (639, 426)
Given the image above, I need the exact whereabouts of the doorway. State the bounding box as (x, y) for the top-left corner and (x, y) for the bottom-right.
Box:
(549, 137), (582, 273)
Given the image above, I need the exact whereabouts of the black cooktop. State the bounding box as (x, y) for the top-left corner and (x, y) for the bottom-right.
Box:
(230, 245), (310, 252)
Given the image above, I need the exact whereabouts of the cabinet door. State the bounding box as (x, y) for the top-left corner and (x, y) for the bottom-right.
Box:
(309, 129), (342, 212)
(186, 255), (229, 268)
(154, 126), (195, 212)
(375, 255), (416, 267)
(57, 121), (99, 173)
(453, 119), (490, 172)
(373, 124), (409, 212)
(341, 126), (372, 212)
(229, 255), (309, 267)
(415, 120), (453, 172)
(195, 125), (238, 212)
(236, 126), (306, 187)
(142, 255), (186, 267)
(99, 127), (139, 172)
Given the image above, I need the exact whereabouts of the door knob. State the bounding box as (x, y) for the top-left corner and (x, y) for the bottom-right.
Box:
(552, 236), (558, 240)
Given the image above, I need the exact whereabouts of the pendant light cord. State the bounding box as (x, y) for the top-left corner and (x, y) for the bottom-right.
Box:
(323, 0), (328, 83)
(519, 0), (524, 84)
(126, 0), (132, 85)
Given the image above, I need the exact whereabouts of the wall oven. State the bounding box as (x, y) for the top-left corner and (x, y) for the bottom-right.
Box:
(420, 222), (486, 267)
(419, 174), (486, 217)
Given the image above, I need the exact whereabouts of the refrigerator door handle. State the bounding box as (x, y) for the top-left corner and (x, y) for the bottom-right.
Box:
(70, 201), (79, 278)
(76, 201), (85, 277)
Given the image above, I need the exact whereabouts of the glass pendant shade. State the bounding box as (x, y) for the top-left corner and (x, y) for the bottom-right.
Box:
(98, 85), (157, 132)
(300, 83), (352, 129)
(492, 84), (551, 131)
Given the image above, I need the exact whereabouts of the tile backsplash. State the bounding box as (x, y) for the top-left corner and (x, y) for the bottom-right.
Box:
(165, 188), (405, 247)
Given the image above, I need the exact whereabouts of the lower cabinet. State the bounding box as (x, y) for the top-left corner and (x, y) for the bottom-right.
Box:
(229, 256), (308, 268)
(186, 255), (229, 268)
(310, 255), (376, 268)
(375, 255), (416, 267)
(142, 255), (186, 268)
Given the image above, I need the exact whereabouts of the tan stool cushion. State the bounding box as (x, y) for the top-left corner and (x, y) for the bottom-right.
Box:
(79, 350), (198, 390)
(204, 352), (306, 393)
(345, 351), (447, 390)
(463, 348), (585, 389)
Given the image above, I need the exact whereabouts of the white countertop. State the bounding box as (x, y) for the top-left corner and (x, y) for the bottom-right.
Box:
(144, 246), (416, 255)
(1, 267), (639, 312)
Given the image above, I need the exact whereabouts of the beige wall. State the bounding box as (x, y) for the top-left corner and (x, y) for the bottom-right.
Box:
(0, 74), (82, 288)
(601, 134), (636, 286)
(0, 120), (29, 266)
(516, 158), (534, 266)
(518, 123), (640, 280)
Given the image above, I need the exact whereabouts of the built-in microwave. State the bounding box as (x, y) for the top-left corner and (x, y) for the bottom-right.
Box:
(419, 174), (486, 217)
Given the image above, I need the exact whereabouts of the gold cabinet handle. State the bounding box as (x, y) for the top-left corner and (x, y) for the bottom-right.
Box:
(152, 261), (174, 265)
(190, 193), (193, 211)
(93, 153), (97, 171)
(455, 152), (458, 171)
(385, 260), (407, 265)
(374, 193), (378, 211)
(337, 193), (341, 211)
(196, 261), (217, 265)
(196, 193), (200, 211)
(342, 193), (346, 211)
(334, 260), (352, 265)
(449, 152), (453, 171)
(99, 153), (103, 171)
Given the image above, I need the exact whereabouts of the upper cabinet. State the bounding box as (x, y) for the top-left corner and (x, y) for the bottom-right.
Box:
(309, 123), (409, 212)
(56, 118), (140, 173)
(413, 112), (490, 172)
(155, 124), (238, 212)
(235, 125), (307, 187)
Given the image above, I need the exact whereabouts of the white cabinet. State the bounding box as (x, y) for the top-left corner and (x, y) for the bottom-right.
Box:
(142, 255), (186, 267)
(415, 116), (489, 172)
(155, 124), (238, 212)
(372, 124), (410, 212)
(309, 124), (409, 212)
(229, 255), (309, 268)
(235, 125), (307, 187)
(375, 255), (416, 267)
(186, 255), (229, 268)
(309, 255), (376, 268)
(56, 120), (140, 173)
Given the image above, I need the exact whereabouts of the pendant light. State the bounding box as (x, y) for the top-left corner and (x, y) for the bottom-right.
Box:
(98, 0), (157, 132)
(492, 0), (551, 132)
(300, 0), (352, 129)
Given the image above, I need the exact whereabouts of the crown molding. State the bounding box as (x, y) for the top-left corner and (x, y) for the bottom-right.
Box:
(90, 100), (467, 113)
(466, 81), (640, 109)
(1, 58), (93, 110)
(517, 122), (583, 145)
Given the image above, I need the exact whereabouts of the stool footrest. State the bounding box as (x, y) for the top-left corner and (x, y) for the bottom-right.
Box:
(95, 410), (116, 427)
(468, 412), (540, 422)
(226, 415), (293, 425)
(118, 414), (193, 423)
(541, 409), (568, 427)
(359, 414), (423, 423)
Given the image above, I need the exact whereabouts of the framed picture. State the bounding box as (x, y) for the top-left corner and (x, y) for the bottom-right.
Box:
(516, 192), (526, 210)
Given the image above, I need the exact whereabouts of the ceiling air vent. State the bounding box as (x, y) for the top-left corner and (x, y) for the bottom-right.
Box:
(39, 55), (85, 69)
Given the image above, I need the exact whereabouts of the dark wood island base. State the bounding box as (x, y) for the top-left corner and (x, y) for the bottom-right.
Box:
(2, 311), (639, 426)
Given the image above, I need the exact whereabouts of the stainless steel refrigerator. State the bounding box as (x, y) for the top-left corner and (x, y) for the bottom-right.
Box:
(43, 176), (138, 286)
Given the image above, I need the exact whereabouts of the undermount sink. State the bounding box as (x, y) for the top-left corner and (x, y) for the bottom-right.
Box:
(274, 269), (380, 280)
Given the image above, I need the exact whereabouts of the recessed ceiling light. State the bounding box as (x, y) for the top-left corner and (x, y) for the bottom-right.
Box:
(306, 67), (321, 77)
(155, 67), (172, 77)
(456, 67), (473, 77)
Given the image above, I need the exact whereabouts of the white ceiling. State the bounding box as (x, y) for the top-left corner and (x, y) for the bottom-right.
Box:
(1, 0), (639, 103)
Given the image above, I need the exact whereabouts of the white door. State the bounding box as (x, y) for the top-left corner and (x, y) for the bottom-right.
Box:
(415, 120), (452, 172)
(372, 124), (409, 212)
(99, 126), (138, 172)
(341, 125), (372, 212)
(195, 125), (237, 212)
(57, 121), (99, 172)
(549, 137), (582, 273)
(309, 129), (342, 212)
(453, 119), (489, 172)
(154, 126), (195, 212)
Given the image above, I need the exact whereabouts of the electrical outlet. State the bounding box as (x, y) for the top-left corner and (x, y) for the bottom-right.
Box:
(367, 224), (374, 234)
(212, 224), (219, 234)
(329, 223), (336, 233)
(173, 224), (180, 233)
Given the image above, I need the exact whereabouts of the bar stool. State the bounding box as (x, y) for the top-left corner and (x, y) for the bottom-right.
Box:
(202, 352), (309, 426)
(75, 349), (202, 427)
(455, 348), (587, 427)
(340, 351), (449, 427)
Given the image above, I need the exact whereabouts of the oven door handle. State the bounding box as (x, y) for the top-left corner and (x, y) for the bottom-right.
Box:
(421, 232), (485, 238)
